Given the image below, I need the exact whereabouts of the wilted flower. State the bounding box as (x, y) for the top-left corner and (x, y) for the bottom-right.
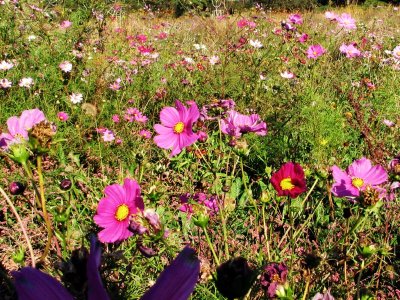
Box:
(215, 257), (257, 299)
(271, 162), (307, 198)
(221, 110), (267, 138)
(94, 178), (144, 243)
(260, 262), (288, 298)
(331, 157), (388, 198)
(154, 100), (200, 157)
(307, 44), (326, 59)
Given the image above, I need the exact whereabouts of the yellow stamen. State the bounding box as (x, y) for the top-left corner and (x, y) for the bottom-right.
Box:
(352, 177), (364, 188)
(115, 204), (130, 221)
(173, 122), (185, 134)
(280, 178), (295, 190)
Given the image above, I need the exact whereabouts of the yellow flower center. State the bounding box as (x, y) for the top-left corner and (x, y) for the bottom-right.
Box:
(280, 178), (295, 190)
(352, 177), (364, 188)
(115, 204), (130, 221)
(173, 122), (185, 134)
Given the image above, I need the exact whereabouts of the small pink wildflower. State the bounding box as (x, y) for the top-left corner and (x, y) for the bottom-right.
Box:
(0, 60), (14, 71)
(307, 44), (326, 59)
(102, 130), (115, 142)
(339, 43), (361, 58)
(59, 61), (72, 73)
(60, 20), (72, 29)
(298, 33), (308, 43)
(209, 55), (220, 65)
(139, 129), (152, 139)
(57, 112), (69, 122)
(154, 100), (200, 157)
(288, 14), (303, 25)
(112, 114), (120, 123)
(109, 78), (121, 91)
(324, 11), (338, 21)
(280, 71), (295, 79)
(0, 78), (12, 89)
(221, 110), (267, 137)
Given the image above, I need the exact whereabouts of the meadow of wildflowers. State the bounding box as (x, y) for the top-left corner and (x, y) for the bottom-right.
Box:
(0, 1), (400, 299)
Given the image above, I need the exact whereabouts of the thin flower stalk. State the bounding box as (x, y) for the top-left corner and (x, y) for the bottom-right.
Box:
(37, 156), (53, 263)
(0, 186), (36, 267)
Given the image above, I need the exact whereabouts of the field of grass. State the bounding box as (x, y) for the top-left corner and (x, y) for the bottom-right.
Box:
(0, 1), (400, 299)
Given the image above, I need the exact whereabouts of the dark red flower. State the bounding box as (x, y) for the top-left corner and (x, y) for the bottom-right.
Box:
(270, 162), (307, 198)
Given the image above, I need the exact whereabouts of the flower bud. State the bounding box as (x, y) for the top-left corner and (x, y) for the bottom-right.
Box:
(9, 181), (26, 195)
(60, 178), (72, 190)
(8, 143), (30, 165)
(193, 213), (209, 228)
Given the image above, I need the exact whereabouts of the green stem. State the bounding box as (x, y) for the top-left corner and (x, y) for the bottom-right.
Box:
(262, 204), (271, 261)
(37, 156), (53, 263)
(240, 158), (258, 215)
(21, 161), (41, 208)
(0, 186), (36, 267)
(203, 227), (220, 265)
(334, 210), (368, 250)
(219, 196), (230, 260)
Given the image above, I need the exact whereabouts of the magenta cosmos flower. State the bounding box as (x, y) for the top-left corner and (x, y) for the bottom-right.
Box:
(331, 157), (388, 198)
(307, 44), (326, 59)
(154, 100), (200, 157)
(94, 178), (144, 243)
(271, 162), (307, 198)
(221, 110), (267, 138)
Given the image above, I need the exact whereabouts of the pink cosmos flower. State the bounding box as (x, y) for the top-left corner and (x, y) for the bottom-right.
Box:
(298, 33), (309, 43)
(0, 108), (46, 149)
(94, 178), (144, 243)
(220, 110), (267, 138)
(339, 43), (361, 58)
(307, 44), (326, 59)
(0, 60), (14, 71)
(154, 100), (200, 157)
(337, 13), (356, 30)
(288, 14), (303, 25)
(324, 11), (338, 21)
(19, 77), (34, 88)
(331, 157), (388, 198)
(392, 45), (400, 60)
(139, 129), (152, 139)
(57, 112), (69, 122)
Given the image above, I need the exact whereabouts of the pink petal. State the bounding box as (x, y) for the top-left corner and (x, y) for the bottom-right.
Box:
(123, 178), (144, 211)
(154, 133), (177, 149)
(347, 157), (372, 178)
(362, 165), (388, 186)
(160, 107), (180, 127)
(104, 184), (126, 205)
(154, 124), (173, 135)
(331, 165), (352, 184)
